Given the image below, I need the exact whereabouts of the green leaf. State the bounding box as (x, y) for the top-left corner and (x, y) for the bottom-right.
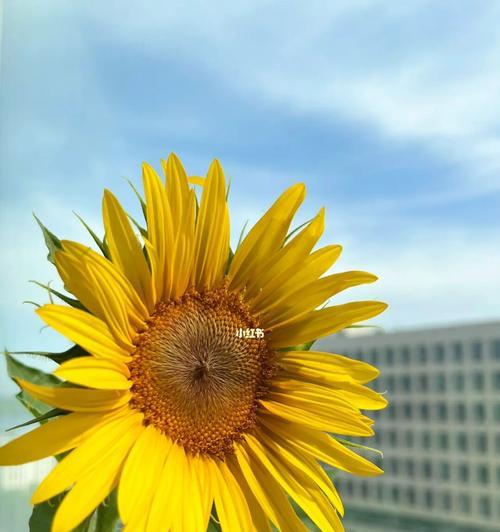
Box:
(33, 214), (62, 265)
(126, 177), (147, 221)
(29, 491), (120, 532)
(281, 340), (316, 352)
(335, 437), (384, 458)
(5, 353), (62, 417)
(127, 213), (148, 239)
(6, 344), (90, 365)
(6, 407), (65, 431)
(74, 212), (111, 259)
(284, 217), (313, 244)
(30, 280), (85, 310)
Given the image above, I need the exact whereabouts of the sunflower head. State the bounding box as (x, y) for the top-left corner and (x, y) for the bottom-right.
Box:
(1, 153), (387, 532)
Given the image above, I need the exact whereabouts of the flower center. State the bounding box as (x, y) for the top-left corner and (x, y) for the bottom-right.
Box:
(129, 286), (274, 458)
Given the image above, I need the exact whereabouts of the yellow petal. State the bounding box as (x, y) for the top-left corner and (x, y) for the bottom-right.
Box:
(54, 357), (131, 390)
(260, 415), (382, 476)
(260, 396), (373, 436)
(244, 434), (343, 532)
(57, 240), (148, 328)
(226, 457), (272, 532)
(142, 162), (173, 300)
(192, 159), (229, 289)
(147, 443), (185, 531)
(17, 379), (131, 412)
(251, 244), (342, 315)
(244, 208), (325, 300)
(162, 153), (196, 298)
(228, 183), (305, 291)
(257, 427), (344, 515)
(188, 176), (205, 186)
(51, 416), (143, 532)
(279, 350), (380, 384)
(262, 270), (378, 328)
(182, 455), (213, 532)
(118, 426), (170, 528)
(32, 410), (141, 503)
(269, 301), (388, 348)
(210, 458), (253, 532)
(85, 261), (137, 349)
(235, 444), (306, 532)
(36, 304), (132, 361)
(102, 189), (154, 312)
(0, 409), (124, 466)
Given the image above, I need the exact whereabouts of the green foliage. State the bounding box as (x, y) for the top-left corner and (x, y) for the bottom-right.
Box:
(29, 491), (120, 532)
(33, 214), (62, 265)
(6, 344), (90, 365)
(30, 280), (85, 310)
(74, 212), (111, 259)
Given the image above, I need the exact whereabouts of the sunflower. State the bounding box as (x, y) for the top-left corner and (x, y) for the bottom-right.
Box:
(0, 154), (387, 532)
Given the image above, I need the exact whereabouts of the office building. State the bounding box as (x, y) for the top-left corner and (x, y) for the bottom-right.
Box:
(317, 321), (500, 531)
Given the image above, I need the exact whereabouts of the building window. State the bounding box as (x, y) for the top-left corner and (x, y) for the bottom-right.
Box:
(455, 403), (467, 422)
(496, 434), (500, 452)
(474, 403), (486, 422)
(472, 372), (485, 391)
(434, 374), (446, 392)
(392, 485), (400, 503)
(434, 343), (445, 363)
(425, 489), (434, 508)
(406, 459), (415, 476)
(422, 432), (431, 449)
(389, 430), (397, 446)
(471, 341), (483, 360)
(417, 345), (427, 364)
(457, 432), (468, 451)
(479, 496), (491, 517)
(406, 487), (416, 505)
(438, 432), (449, 450)
(458, 464), (470, 482)
(452, 373), (465, 392)
(386, 347), (395, 365)
(478, 464), (490, 484)
(442, 492), (452, 510)
(405, 431), (414, 448)
(439, 461), (450, 481)
(436, 402), (448, 421)
(403, 402), (412, 419)
(370, 348), (378, 365)
(400, 375), (411, 392)
(476, 432), (488, 452)
(417, 375), (428, 392)
(493, 371), (500, 390)
(420, 403), (430, 421)
(452, 342), (464, 362)
(495, 404), (500, 422)
(458, 494), (471, 513)
(401, 346), (410, 365)
(422, 460), (432, 479)
(491, 339), (500, 360)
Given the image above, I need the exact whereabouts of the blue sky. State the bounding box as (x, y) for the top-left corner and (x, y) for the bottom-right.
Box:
(1, 1), (500, 394)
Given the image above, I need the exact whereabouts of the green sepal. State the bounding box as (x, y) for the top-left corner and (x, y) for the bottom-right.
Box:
(4, 353), (61, 421)
(30, 280), (85, 310)
(29, 490), (120, 532)
(335, 437), (384, 458)
(74, 212), (111, 259)
(33, 214), (62, 265)
(126, 177), (147, 221)
(6, 344), (90, 365)
(280, 340), (316, 352)
(127, 213), (148, 239)
(284, 217), (313, 244)
(6, 407), (66, 431)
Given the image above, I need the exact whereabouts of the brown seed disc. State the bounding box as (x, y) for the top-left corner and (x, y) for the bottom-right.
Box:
(129, 285), (274, 458)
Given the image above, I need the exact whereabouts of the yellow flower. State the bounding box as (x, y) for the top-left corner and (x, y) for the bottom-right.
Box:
(0, 154), (387, 532)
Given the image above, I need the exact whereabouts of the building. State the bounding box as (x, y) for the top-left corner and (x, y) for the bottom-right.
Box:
(316, 321), (500, 532)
